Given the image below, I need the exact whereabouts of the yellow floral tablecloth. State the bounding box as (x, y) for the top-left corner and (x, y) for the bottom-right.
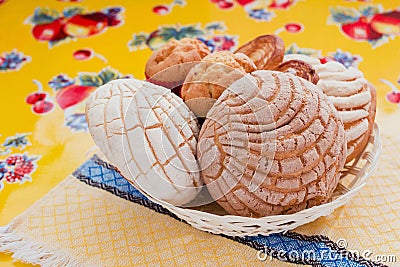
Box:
(0, 0), (399, 266)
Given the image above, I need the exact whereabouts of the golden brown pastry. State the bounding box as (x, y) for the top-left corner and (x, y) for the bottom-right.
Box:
(181, 51), (256, 101)
(145, 38), (210, 92)
(197, 70), (347, 217)
(235, 34), (285, 70)
(275, 59), (319, 84)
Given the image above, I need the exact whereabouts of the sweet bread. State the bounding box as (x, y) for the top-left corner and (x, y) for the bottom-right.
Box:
(284, 54), (376, 163)
(181, 51), (256, 101)
(86, 79), (202, 206)
(235, 34), (284, 70)
(145, 38), (210, 93)
(198, 70), (347, 217)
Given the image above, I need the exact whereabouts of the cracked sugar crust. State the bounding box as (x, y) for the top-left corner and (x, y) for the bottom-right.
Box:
(86, 79), (203, 206)
(283, 54), (376, 163)
(181, 51), (257, 101)
(144, 38), (210, 85)
(197, 71), (346, 217)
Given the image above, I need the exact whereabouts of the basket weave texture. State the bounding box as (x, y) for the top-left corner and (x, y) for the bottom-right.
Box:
(130, 124), (381, 237)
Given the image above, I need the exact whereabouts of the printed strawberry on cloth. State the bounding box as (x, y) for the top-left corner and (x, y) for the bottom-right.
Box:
(1, 0), (400, 266)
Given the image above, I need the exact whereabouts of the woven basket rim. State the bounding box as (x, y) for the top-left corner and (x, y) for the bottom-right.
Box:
(129, 123), (382, 235)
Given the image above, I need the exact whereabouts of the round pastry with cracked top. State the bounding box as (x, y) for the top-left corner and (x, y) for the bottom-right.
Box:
(197, 70), (347, 217)
(86, 79), (202, 206)
(284, 54), (376, 163)
(145, 38), (210, 92)
(181, 51), (257, 102)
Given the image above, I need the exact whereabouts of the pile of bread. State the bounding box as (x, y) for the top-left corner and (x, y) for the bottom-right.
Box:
(86, 35), (376, 218)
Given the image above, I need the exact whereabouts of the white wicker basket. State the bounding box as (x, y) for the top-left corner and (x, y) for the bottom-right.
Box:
(132, 124), (381, 237)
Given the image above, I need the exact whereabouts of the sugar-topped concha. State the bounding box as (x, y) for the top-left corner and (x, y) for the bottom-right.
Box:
(86, 79), (202, 206)
(197, 71), (347, 217)
(181, 51), (256, 101)
(284, 54), (376, 163)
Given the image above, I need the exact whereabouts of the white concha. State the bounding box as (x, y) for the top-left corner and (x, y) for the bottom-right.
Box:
(86, 78), (202, 206)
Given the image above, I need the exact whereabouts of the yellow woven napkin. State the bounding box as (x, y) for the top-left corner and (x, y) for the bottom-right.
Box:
(1, 132), (399, 267)
(296, 132), (400, 257)
(1, 175), (293, 267)
(1, 114), (399, 267)
(1, 130), (399, 266)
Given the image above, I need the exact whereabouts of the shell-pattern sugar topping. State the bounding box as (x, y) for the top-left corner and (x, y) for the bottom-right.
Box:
(198, 71), (347, 217)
